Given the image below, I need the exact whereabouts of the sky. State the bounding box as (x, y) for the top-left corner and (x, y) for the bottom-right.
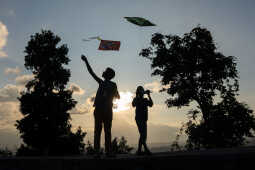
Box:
(0, 0), (255, 149)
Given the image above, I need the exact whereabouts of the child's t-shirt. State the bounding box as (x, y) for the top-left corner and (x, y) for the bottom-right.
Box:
(94, 80), (118, 108)
(132, 97), (153, 121)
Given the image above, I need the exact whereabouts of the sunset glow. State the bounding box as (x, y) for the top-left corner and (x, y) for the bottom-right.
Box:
(113, 91), (134, 112)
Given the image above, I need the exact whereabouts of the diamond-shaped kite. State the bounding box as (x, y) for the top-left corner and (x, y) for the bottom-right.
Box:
(124, 17), (156, 26)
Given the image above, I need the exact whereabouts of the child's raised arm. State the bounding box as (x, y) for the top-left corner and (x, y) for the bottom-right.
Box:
(81, 55), (102, 84)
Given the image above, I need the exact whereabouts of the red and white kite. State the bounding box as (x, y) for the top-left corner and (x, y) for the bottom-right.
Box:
(98, 40), (121, 51)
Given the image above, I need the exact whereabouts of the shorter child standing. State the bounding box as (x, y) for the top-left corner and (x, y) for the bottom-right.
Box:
(132, 86), (153, 155)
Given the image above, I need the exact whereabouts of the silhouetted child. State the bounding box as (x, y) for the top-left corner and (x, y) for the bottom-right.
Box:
(132, 86), (153, 155)
(81, 55), (120, 157)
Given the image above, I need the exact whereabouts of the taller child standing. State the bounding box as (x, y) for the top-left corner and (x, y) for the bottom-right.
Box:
(81, 55), (120, 156)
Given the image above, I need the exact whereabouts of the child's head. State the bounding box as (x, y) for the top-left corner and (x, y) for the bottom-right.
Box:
(136, 86), (144, 97)
(102, 67), (115, 80)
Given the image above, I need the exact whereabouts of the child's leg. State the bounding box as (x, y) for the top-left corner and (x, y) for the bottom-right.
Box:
(138, 136), (142, 152)
(140, 121), (147, 149)
(104, 118), (112, 154)
(94, 116), (103, 153)
(142, 121), (151, 154)
(136, 119), (143, 152)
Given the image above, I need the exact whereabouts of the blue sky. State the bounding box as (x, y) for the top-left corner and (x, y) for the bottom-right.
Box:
(0, 0), (255, 148)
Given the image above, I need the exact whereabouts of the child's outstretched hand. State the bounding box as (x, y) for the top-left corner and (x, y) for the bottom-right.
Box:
(81, 55), (87, 62)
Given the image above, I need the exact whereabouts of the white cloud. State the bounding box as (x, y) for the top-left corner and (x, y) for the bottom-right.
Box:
(0, 74), (35, 103)
(0, 21), (8, 58)
(85, 93), (96, 107)
(69, 83), (85, 95)
(0, 74), (34, 103)
(0, 101), (23, 148)
(4, 66), (21, 75)
(15, 74), (34, 86)
(70, 93), (96, 115)
(0, 102), (22, 130)
(144, 81), (169, 93)
(0, 84), (20, 102)
(70, 103), (90, 115)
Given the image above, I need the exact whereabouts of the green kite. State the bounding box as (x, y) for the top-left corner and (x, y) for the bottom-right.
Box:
(124, 17), (156, 26)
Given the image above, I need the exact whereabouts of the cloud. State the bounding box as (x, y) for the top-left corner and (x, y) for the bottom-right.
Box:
(70, 103), (90, 115)
(69, 83), (85, 95)
(86, 95), (96, 106)
(0, 101), (23, 149)
(0, 21), (8, 58)
(8, 10), (15, 17)
(0, 74), (34, 103)
(70, 93), (96, 115)
(144, 81), (169, 93)
(4, 66), (21, 75)
(0, 128), (21, 150)
(0, 102), (22, 130)
(0, 84), (20, 102)
(0, 74), (33, 103)
(15, 74), (34, 86)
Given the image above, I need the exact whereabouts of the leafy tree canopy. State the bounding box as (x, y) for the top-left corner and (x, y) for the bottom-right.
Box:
(16, 30), (86, 156)
(140, 26), (255, 149)
(140, 26), (238, 120)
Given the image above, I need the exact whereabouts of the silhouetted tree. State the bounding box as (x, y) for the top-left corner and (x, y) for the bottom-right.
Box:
(84, 140), (104, 155)
(85, 140), (95, 155)
(111, 137), (133, 154)
(15, 30), (86, 155)
(140, 26), (255, 149)
(170, 124), (185, 152)
(140, 26), (239, 121)
(185, 91), (255, 149)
